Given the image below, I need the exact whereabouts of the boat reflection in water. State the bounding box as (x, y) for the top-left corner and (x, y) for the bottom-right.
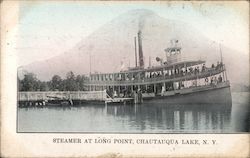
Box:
(18, 93), (248, 133)
(105, 103), (232, 133)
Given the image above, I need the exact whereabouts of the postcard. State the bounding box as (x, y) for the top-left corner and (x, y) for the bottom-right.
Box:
(1, 1), (249, 157)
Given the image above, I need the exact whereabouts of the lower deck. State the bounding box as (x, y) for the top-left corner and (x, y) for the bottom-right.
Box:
(18, 81), (231, 106)
(105, 81), (231, 105)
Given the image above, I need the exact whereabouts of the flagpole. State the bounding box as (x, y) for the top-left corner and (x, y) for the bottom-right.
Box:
(219, 43), (227, 81)
(219, 43), (223, 63)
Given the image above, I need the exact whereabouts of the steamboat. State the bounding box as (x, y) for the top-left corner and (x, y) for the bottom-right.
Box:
(84, 31), (232, 105)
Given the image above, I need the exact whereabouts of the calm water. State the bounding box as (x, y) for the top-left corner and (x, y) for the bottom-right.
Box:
(17, 92), (249, 133)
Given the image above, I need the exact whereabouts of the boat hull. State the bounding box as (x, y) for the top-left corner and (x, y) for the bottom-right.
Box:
(143, 85), (232, 105)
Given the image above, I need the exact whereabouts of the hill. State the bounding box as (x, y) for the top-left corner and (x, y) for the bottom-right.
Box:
(21, 9), (249, 86)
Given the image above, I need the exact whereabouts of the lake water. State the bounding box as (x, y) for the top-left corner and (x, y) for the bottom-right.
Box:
(17, 92), (249, 133)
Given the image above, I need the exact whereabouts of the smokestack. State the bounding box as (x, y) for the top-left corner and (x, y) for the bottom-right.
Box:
(134, 37), (138, 67)
(138, 30), (144, 68)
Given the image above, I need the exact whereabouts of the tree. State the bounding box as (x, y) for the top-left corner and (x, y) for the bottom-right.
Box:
(76, 75), (87, 90)
(38, 81), (49, 91)
(65, 71), (78, 91)
(50, 75), (62, 90)
(18, 71), (88, 91)
(20, 73), (39, 91)
(18, 77), (23, 91)
(76, 75), (87, 91)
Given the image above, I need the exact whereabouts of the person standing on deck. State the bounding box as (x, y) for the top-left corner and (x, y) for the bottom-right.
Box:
(205, 77), (209, 85)
(214, 76), (218, 85)
(218, 75), (223, 83)
(210, 77), (214, 85)
(202, 64), (206, 72)
(212, 64), (215, 69)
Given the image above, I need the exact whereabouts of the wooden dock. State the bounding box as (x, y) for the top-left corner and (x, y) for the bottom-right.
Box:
(18, 90), (108, 107)
(18, 90), (107, 101)
(18, 90), (138, 107)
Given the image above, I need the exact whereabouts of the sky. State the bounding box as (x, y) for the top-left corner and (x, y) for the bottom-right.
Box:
(17, 1), (249, 66)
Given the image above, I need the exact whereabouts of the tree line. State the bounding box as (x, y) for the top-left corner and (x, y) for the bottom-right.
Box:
(18, 71), (88, 91)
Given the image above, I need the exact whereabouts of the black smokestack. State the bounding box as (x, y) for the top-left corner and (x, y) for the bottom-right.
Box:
(138, 30), (144, 68)
(134, 37), (138, 67)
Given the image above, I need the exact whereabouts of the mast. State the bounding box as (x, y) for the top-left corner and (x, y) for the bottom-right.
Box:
(89, 52), (92, 75)
(134, 37), (138, 67)
(149, 56), (151, 68)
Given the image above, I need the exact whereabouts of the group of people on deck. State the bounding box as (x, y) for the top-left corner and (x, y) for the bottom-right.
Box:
(211, 61), (224, 71)
(146, 61), (223, 80)
(106, 72), (224, 98)
(206, 75), (223, 86)
(208, 75), (222, 85)
(180, 73), (224, 88)
(91, 61), (224, 83)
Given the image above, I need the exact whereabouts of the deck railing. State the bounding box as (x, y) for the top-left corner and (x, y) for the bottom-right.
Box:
(86, 66), (225, 86)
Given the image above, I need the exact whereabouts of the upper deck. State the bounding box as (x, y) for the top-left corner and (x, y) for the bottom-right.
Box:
(85, 63), (225, 86)
(89, 60), (204, 78)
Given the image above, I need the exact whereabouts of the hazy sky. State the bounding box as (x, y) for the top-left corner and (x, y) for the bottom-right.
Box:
(17, 1), (249, 66)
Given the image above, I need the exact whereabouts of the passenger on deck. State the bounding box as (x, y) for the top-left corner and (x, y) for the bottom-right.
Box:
(218, 75), (223, 83)
(194, 67), (197, 74)
(216, 61), (222, 70)
(181, 82), (185, 89)
(205, 77), (209, 85)
(212, 64), (215, 69)
(189, 67), (193, 74)
(202, 64), (206, 72)
(214, 76), (218, 85)
(180, 69), (184, 76)
(210, 77), (214, 85)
